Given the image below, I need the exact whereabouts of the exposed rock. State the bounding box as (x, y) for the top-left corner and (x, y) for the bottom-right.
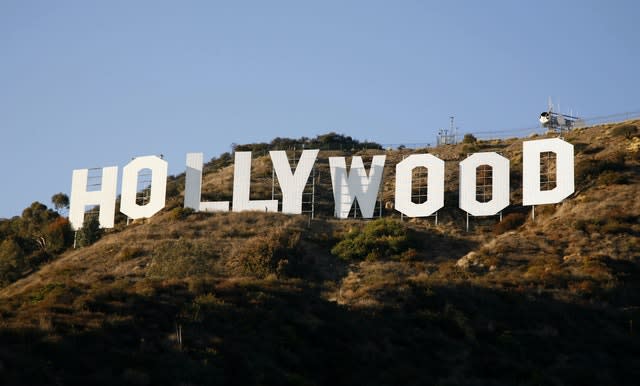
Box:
(456, 252), (485, 271)
(627, 136), (640, 153)
(563, 253), (584, 263)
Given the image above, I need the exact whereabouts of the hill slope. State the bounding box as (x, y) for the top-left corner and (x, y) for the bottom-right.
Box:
(1, 121), (640, 385)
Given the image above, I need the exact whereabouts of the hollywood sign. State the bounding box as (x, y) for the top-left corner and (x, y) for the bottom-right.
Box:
(68, 138), (574, 230)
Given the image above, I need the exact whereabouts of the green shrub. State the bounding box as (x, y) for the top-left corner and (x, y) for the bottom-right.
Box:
(170, 206), (195, 221)
(331, 218), (416, 261)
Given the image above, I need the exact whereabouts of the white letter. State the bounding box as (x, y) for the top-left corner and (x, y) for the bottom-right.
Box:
(459, 152), (510, 216)
(69, 166), (118, 230)
(120, 156), (168, 219)
(185, 153), (230, 212)
(270, 149), (319, 214)
(232, 151), (278, 212)
(523, 138), (574, 205)
(395, 154), (444, 217)
(329, 155), (386, 219)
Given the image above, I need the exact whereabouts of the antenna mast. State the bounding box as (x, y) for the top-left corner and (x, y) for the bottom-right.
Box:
(450, 116), (457, 144)
(436, 116), (458, 146)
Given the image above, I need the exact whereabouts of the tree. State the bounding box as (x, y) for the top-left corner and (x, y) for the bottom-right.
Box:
(77, 214), (102, 247)
(20, 202), (58, 253)
(0, 201), (73, 285)
(51, 193), (70, 215)
(45, 217), (73, 253)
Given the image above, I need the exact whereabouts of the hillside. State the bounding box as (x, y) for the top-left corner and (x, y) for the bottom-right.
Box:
(1, 122), (640, 385)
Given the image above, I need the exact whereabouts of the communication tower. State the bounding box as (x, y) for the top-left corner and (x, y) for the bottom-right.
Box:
(539, 97), (584, 135)
(436, 116), (458, 146)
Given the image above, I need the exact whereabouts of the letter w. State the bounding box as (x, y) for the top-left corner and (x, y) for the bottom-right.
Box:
(329, 155), (386, 219)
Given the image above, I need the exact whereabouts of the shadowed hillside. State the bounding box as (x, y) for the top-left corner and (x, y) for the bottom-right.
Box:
(1, 122), (639, 385)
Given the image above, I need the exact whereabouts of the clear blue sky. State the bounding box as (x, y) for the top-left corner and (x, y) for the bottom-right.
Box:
(1, 0), (639, 218)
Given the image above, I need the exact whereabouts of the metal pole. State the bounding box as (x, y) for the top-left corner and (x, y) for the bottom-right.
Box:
(379, 167), (383, 218)
(400, 154), (405, 222)
(466, 212), (470, 232)
(311, 167), (315, 220)
(271, 167), (275, 200)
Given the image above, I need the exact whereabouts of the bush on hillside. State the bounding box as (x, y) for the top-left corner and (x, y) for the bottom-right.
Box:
(462, 133), (477, 144)
(575, 152), (626, 185)
(0, 238), (26, 286)
(610, 124), (638, 138)
(581, 145), (605, 155)
(597, 170), (629, 185)
(574, 210), (637, 235)
(331, 218), (416, 261)
(229, 228), (302, 278)
(205, 152), (233, 172)
(493, 212), (527, 235)
(165, 175), (185, 200)
(170, 207), (195, 221)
